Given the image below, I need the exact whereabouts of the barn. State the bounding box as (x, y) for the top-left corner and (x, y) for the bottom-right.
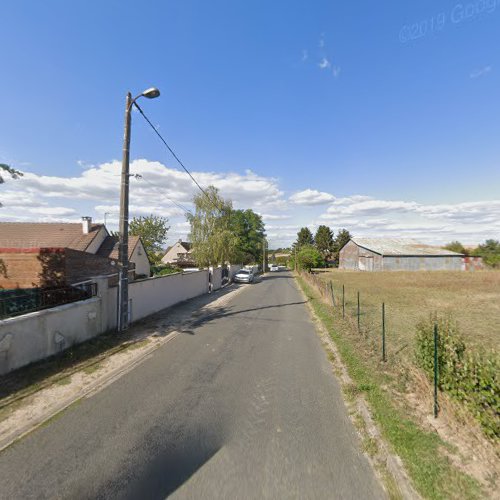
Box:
(339, 238), (464, 271)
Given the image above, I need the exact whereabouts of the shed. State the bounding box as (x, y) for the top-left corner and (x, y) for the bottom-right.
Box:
(339, 238), (464, 272)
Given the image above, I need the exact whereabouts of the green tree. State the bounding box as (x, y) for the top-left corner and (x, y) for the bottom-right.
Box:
(295, 245), (324, 272)
(187, 186), (239, 267)
(314, 225), (334, 259)
(332, 228), (352, 266)
(230, 209), (266, 264)
(295, 227), (314, 249)
(129, 215), (170, 264)
(444, 241), (468, 255)
(473, 239), (500, 268)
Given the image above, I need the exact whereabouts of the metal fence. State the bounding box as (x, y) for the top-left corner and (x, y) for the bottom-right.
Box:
(0, 282), (97, 320)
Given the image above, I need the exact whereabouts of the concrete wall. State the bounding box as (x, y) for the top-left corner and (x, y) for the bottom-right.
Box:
(127, 270), (209, 322)
(0, 266), (235, 375)
(0, 297), (102, 375)
(210, 266), (223, 291)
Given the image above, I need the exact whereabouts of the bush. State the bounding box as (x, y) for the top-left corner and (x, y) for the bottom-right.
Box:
(295, 246), (324, 272)
(415, 315), (499, 439)
(151, 264), (182, 277)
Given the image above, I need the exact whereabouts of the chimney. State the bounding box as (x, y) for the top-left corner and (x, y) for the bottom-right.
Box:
(81, 216), (92, 234)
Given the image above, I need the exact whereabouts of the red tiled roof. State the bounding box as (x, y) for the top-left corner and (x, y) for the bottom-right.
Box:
(96, 235), (141, 260)
(0, 222), (104, 251)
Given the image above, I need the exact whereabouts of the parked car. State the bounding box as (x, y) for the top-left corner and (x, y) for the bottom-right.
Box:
(234, 269), (254, 283)
(270, 264), (279, 272)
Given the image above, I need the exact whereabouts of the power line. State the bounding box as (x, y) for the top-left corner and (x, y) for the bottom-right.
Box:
(133, 174), (193, 215)
(133, 102), (211, 201)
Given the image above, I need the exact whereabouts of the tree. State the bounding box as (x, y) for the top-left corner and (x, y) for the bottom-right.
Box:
(444, 241), (468, 255)
(473, 239), (500, 268)
(332, 228), (352, 266)
(314, 225), (334, 259)
(295, 245), (324, 272)
(295, 227), (314, 249)
(129, 215), (170, 264)
(230, 209), (266, 264)
(0, 163), (23, 207)
(187, 186), (239, 267)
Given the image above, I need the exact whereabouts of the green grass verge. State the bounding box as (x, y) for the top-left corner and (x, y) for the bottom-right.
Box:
(297, 275), (482, 500)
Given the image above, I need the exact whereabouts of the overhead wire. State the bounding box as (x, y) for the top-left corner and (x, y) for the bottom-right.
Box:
(133, 102), (213, 203)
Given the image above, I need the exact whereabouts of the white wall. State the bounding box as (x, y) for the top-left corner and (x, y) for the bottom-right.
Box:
(209, 266), (223, 291)
(0, 297), (102, 375)
(0, 267), (222, 375)
(128, 270), (209, 322)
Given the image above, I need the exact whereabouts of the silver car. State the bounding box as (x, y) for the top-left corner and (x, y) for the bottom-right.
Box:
(234, 269), (254, 283)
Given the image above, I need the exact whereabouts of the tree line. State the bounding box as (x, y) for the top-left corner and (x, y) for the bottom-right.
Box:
(291, 225), (352, 271)
(444, 240), (500, 268)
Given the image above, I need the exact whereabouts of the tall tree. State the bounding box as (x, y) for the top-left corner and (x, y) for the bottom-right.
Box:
(129, 215), (170, 264)
(187, 186), (239, 267)
(314, 225), (334, 259)
(332, 228), (352, 266)
(295, 227), (314, 248)
(231, 209), (266, 264)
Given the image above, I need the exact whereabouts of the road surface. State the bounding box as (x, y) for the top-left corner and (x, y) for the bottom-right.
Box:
(0, 272), (385, 499)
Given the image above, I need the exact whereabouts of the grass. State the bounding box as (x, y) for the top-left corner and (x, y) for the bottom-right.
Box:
(297, 275), (483, 499)
(316, 269), (500, 355)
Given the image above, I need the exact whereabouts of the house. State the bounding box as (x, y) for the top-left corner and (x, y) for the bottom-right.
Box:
(339, 238), (464, 271)
(161, 240), (195, 267)
(0, 217), (150, 288)
(97, 235), (150, 278)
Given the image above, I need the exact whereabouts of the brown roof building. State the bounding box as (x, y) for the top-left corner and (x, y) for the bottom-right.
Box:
(0, 218), (150, 289)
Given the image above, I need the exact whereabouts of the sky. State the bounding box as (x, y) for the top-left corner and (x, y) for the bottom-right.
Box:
(0, 0), (499, 248)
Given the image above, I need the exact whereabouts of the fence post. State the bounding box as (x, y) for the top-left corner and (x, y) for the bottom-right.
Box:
(357, 291), (360, 333)
(434, 323), (439, 418)
(382, 302), (386, 362)
(342, 284), (345, 319)
(329, 281), (335, 307)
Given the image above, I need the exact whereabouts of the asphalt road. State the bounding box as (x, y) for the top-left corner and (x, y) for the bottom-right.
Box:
(0, 272), (385, 499)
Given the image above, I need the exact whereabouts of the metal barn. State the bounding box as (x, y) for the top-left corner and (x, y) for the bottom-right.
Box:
(339, 238), (464, 272)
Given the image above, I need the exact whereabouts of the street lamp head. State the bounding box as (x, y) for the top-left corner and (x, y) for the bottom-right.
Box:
(141, 87), (160, 99)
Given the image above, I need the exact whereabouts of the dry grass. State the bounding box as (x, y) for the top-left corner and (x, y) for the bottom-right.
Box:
(318, 270), (500, 355)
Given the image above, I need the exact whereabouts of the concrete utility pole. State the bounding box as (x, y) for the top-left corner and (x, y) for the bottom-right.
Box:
(117, 88), (160, 332)
(262, 237), (267, 273)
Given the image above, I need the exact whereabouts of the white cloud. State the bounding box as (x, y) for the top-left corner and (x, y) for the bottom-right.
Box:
(1, 161), (497, 248)
(289, 189), (335, 206)
(301, 49), (308, 61)
(318, 57), (331, 69)
(260, 213), (291, 221)
(332, 66), (341, 78)
(470, 66), (492, 79)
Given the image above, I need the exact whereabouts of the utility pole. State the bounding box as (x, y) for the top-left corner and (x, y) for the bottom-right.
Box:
(262, 237), (267, 273)
(118, 92), (132, 332)
(116, 87), (160, 332)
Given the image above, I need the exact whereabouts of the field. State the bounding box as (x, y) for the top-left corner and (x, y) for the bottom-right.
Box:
(317, 270), (500, 353)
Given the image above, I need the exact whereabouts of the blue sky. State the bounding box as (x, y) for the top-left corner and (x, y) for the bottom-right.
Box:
(1, 0), (499, 247)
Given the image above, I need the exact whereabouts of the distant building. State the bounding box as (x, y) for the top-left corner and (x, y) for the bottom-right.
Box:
(161, 240), (195, 267)
(0, 218), (150, 288)
(339, 238), (464, 271)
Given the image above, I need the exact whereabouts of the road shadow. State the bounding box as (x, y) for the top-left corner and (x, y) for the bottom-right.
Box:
(101, 426), (226, 499)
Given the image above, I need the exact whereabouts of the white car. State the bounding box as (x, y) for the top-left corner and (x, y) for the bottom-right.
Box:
(269, 264), (279, 272)
(234, 269), (254, 283)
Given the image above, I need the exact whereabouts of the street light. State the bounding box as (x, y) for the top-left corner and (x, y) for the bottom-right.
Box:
(117, 87), (160, 332)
